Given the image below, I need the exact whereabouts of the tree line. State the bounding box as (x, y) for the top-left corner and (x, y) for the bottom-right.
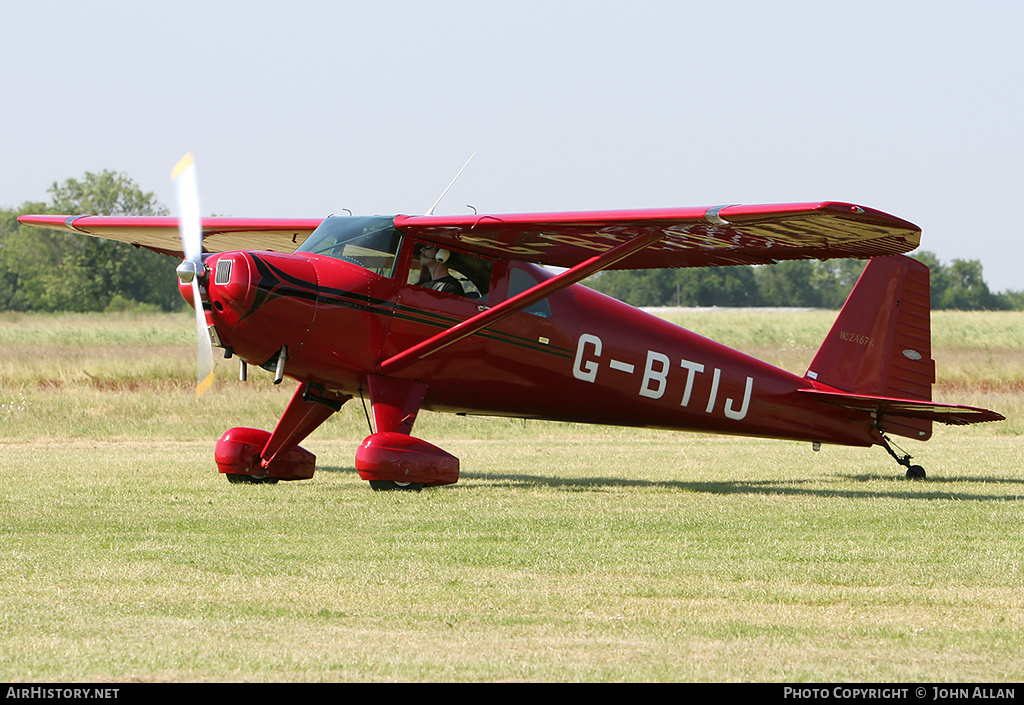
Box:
(585, 251), (1023, 311)
(0, 171), (181, 312)
(2, 169), (1020, 312)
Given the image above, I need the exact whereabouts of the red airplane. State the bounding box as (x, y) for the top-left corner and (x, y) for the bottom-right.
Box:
(19, 156), (1004, 489)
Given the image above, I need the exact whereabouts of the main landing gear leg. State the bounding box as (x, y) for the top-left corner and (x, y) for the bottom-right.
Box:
(216, 382), (351, 484)
(355, 374), (459, 492)
(877, 430), (927, 480)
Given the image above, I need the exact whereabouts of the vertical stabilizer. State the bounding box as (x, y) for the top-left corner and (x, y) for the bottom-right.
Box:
(806, 255), (935, 438)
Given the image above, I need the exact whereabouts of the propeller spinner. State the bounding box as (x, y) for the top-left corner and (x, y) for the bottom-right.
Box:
(172, 152), (216, 397)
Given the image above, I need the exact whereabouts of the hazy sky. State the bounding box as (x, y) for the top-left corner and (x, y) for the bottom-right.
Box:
(3, 0), (1021, 292)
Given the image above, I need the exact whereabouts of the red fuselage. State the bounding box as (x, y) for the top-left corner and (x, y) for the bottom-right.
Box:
(188, 245), (877, 450)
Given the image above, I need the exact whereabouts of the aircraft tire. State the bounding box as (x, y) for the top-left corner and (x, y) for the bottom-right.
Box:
(225, 473), (280, 485)
(905, 465), (926, 481)
(369, 480), (424, 492)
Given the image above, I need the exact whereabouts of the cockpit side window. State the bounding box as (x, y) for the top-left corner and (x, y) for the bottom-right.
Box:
(295, 216), (402, 277)
(409, 242), (493, 301)
(508, 267), (552, 318)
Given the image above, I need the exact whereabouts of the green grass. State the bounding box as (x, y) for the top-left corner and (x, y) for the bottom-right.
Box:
(1, 311), (1022, 682)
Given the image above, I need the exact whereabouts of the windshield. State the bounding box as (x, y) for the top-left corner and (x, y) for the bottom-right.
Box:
(295, 215), (401, 276)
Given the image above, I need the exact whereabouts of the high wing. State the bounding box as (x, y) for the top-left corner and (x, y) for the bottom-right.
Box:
(395, 202), (921, 269)
(19, 201), (920, 269)
(15, 215), (324, 257)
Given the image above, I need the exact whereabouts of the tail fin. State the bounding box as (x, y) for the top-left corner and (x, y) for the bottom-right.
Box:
(807, 255), (934, 439)
(807, 255), (934, 400)
(803, 255), (1003, 438)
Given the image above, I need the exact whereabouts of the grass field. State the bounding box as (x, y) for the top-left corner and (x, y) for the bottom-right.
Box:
(1, 310), (1022, 682)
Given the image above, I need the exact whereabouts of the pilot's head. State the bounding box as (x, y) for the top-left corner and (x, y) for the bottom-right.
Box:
(419, 244), (449, 264)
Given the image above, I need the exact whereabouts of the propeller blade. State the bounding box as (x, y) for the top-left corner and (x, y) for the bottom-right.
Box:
(172, 152), (202, 266)
(172, 152), (215, 398)
(191, 278), (216, 398)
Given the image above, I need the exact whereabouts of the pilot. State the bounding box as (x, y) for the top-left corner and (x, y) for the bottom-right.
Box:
(418, 244), (464, 295)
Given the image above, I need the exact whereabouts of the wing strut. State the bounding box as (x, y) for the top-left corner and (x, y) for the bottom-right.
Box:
(377, 231), (665, 376)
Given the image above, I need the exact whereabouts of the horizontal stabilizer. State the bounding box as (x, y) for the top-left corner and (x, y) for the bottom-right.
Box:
(799, 388), (1005, 426)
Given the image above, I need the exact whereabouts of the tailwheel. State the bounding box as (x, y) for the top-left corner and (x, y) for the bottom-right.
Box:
(878, 428), (927, 481)
(226, 473), (279, 485)
(369, 480), (423, 492)
(905, 465), (926, 481)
